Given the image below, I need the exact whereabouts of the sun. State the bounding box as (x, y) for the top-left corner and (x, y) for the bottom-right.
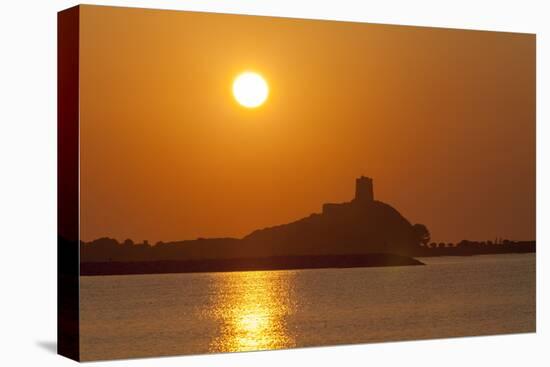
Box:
(232, 72), (269, 108)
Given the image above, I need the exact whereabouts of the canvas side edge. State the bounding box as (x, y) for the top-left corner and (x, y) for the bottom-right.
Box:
(57, 5), (81, 362)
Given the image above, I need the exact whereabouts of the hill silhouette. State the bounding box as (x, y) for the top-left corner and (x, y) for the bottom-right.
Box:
(81, 177), (425, 263)
(243, 199), (418, 257)
(239, 176), (421, 257)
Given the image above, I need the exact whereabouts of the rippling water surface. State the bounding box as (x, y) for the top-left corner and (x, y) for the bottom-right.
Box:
(80, 254), (535, 361)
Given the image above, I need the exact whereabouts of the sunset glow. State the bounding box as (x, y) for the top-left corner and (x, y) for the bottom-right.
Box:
(79, 6), (535, 244)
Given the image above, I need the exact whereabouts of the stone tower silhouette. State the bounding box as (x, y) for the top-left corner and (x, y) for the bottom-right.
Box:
(355, 176), (374, 203)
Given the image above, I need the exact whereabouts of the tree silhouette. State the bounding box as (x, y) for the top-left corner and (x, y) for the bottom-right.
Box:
(412, 223), (431, 246)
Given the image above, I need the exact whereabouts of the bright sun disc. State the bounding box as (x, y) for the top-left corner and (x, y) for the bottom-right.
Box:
(232, 72), (269, 108)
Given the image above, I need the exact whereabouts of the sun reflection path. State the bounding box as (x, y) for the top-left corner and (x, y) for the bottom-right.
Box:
(207, 270), (297, 353)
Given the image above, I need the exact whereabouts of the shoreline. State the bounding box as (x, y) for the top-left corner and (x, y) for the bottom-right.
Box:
(80, 253), (424, 276)
(417, 252), (535, 257)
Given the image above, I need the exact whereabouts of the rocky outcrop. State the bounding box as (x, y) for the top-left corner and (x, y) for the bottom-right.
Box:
(243, 199), (418, 257)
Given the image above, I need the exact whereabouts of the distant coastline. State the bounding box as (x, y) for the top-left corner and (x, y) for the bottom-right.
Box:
(414, 240), (535, 257)
(74, 177), (535, 276)
(74, 237), (535, 276)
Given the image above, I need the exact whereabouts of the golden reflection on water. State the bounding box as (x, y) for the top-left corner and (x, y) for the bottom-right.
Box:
(207, 271), (297, 352)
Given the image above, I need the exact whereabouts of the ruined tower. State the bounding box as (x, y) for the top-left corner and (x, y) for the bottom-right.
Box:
(354, 176), (374, 203)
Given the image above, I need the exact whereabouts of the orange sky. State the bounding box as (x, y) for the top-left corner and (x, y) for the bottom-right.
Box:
(79, 5), (535, 244)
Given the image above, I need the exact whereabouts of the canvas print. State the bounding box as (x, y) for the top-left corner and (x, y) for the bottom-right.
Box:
(58, 5), (536, 361)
